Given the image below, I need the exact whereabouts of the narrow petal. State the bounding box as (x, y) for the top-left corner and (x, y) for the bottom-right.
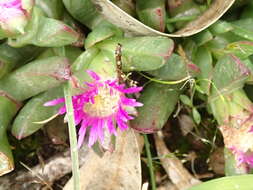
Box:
(107, 117), (117, 136)
(87, 69), (100, 80)
(84, 82), (94, 87)
(248, 159), (253, 167)
(107, 80), (117, 86)
(77, 121), (87, 148)
(74, 112), (82, 126)
(118, 106), (134, 121)
(44, 98), (65, 106)
(97, 119), (105, 143)
(246, 155), (253, 166)
(122, 86), (142, 93)
(248, 125), (253, 133)
(121, 97), (143, 107)
(58, 106), (66, 115)
(88, 119), (99, 147)
(111, 84), (125, 91)
(116, 114), (128, 131)
(117, 119), (128, 131)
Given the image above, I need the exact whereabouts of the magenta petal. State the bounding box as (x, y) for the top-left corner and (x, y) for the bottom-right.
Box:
(107, 117), (117, 136)
(88, 120), (99, 147)
(241, 152), (253, 167)
(116, 114), (128, 131)
(122, 87), (142, 93)
(118, 107), (134, 121)
(107, 80), (117, 86)
(44, 69), (143, 148)
(97, 119), (104, 143)
(248, 125), (253, 133)
(121, 97), (143, 107)
(74, 112), (82, 126)
(87, 69), (100, 80)
(117, 119), (128, 131)
(58, 106), (66, 115)
(84, 82), (94, 87)
(1, 0), (21, 7)
(246, 156), (253, 166)
(44, 98), (65, 106)
(90, 96), (95, 104)
(77, 121), (87, 148)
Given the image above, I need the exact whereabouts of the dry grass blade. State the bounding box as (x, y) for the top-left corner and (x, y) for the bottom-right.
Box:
(157, 181), (179, 190)
(154, 131), (201, 190)
(19, 162), (53, 190)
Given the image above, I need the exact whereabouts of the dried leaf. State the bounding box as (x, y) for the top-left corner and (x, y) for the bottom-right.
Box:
(64, 129), (141, 190)
(209, 148), (225, 175)
(0, 145), (90, 189)
(91, 0), (235, 37)
(154, 132), (201, 190)
(178, 114), (195, 136)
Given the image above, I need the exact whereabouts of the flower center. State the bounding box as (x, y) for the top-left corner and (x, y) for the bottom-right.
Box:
(83, 84), (121, 117)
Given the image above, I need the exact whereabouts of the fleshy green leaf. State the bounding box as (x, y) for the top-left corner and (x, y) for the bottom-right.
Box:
(192, 30), (213, 46)
(33, 17), (79, 47)
(168, 0), (202, 29)
(188, 175), (253, 190)
(0, 96), (19, 176)
(194, 46), (213, 95)
(71, 47), (100, 72)
(192, 107), (201, 125)
(148, 53), (199, 81)
(136, 0), (166, 32)
(231, 19), (253, 41)
(63, 0), (104, 29)
(210, 55), (250, 101)
(8, 7), (79, 47)
(97, 36), (174, 71)
(35, 0), (64, 19)
(131, 83), (180, 133)
(180, 95), (193, 107)
(222, 41), (253, 59)
(85, 22), (123, 49)
(209, 20), (234, 35)
(0, 56), (71, 101)
(11, 87), (63, 139)
(111, 0), (136, 16)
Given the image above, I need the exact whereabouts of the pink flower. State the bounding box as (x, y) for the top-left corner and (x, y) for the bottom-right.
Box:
(0, 0), (31, 36)
(230, 146), (253, 168)
(44, 70), (143, 148)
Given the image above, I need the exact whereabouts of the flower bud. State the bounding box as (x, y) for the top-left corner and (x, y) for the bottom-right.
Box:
(211, 89), (253, 169)
(0, 0), (33, 37)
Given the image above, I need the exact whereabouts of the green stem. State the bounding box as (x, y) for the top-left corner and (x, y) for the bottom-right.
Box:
(144, 134), (156, 190)
(64, 84), (80, 190)
(139, 72), (191, 85)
